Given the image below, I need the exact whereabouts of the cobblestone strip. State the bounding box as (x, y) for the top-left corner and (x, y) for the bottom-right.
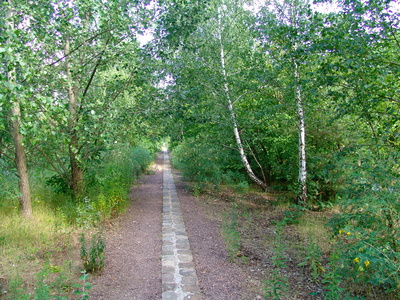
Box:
(162, 152), (202, 300)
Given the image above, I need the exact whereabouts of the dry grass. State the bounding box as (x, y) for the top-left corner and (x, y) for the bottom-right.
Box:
(197, 183), (333, 299)
(0, 204), (83, 299)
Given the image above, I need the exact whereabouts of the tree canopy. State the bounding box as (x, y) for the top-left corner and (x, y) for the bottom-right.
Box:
(1, 0), (399, 296)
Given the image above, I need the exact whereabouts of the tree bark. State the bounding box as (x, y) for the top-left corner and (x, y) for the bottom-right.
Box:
(11, 103), (33, 218)
(217, 7), (268, 191)
(294, 60), (307, 205)
(65, 37), (84, 197)
(7, 1), (33, 218)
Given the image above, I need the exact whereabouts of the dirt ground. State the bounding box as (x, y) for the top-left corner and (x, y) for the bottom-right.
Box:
(90, 155), (163, 299)
(90, 154), (267, 299)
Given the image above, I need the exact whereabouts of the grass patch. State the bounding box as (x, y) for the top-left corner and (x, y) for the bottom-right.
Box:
(0, 205), (82, 299)
(0, 145), (156, 298)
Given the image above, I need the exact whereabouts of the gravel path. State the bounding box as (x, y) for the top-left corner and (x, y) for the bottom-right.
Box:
(90, 155), (163, 299)
(90, 152), (259, 299)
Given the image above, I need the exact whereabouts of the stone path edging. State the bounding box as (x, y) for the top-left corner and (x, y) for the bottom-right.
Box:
(161, 152), (202, 300)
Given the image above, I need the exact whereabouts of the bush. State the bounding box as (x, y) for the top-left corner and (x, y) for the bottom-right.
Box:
(80, 232), (105, 274)
(171, 137), (246, 189)
(327, 154), (400, 297)
(84, 145), (153, 221)
(29, 144), (154, 226)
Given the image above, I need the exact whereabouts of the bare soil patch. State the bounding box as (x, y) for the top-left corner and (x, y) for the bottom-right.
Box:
(175, 171), (265, 300)
(90, 154), (270, 299)
(91, 154), (331, 299)
(176, 180), (330, 300)
(90, 155), (163, 300)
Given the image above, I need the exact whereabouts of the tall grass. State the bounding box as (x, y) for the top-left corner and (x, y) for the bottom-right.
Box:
(0, 144), (155, 297)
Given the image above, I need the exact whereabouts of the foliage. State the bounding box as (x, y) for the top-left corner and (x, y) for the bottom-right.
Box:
(298, 234), (325, 280)
(4, 262), (82, 300)
(73, 272), (92, 300)
(80, 232), (105, 274)
(221, 204), (242, 261)
(282, 205), (305, 225)
(263, 221), (289, 299)
(327, 153), (400, 296)
(42, 144), (154, 225)
(322, 251), (350, 300)
(171, 137), (244, 186)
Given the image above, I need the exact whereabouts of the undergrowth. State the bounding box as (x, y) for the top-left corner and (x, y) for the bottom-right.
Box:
(0, 144), (155, 298)
(192, 181), (399, 299)
(221, 204), (242, 262)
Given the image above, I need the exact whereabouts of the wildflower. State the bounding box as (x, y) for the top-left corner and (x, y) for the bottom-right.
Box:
(339, 229), (346, 234)
(346, 232), (351, 235)
(353, 257), (360, 263)
(364, 260), (370, 267)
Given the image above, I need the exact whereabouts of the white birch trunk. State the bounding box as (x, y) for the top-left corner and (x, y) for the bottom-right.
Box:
(217, 8), (267, 191)
(294, 60), (307, 204)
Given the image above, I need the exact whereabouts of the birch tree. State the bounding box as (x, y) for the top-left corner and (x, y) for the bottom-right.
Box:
(257, 0), (316, 204)
(161, 0), (269, 190)
(216, 4), (268, 190)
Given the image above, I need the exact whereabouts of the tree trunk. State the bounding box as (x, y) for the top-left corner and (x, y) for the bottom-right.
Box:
(7, 1), (33, 218)
(65, 37), (84, 197)
(11, 103), (33, 218)
(294, 60), (307, 205)
(217, 8), (268, 191)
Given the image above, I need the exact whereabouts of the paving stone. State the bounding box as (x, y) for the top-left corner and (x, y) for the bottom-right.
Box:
(162, 153), (202, 300)
(182, 284), (201, 294)
(161, 249), (174, 255)
(181, 276), (198, 285)
(162, 265), (175, 273)
(179, 268), (196, 277)
(184, 294), (202, 300)
(162, 273), (175, 284)
(178, 254), (193, 263)
(162, 291), (179, 300)
(162, 283), (177, 292)
(177, 249), (192, 255)
(179, 262), (195, 269)
(162, 254), (175, 262)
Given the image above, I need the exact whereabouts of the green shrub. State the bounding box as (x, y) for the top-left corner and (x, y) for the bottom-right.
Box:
(84, 145), (153, 220)
(0, 167), (19, 215)
(327, 154), (400, 297)
(222, 204), (241, 261)
(36, 144), (154, 225)
(80, 232), (105, 274)
(171, 138), (248, 191)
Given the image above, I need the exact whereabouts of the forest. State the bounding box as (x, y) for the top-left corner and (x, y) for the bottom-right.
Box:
(0, 0), (399, 299)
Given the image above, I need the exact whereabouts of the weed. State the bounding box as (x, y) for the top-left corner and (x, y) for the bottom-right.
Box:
(76, 197), (100, 228)
(298, 234), (324, 280)
(80, 232), (106, 274)
(34, 264), (52, 299)
(282, 204), (305, 225)
(322, 251), (348, 300)
(193, 182), (205, 197)
(222, 204), (241, 261)
(263, 221), (289, 299)
(73, 271), (91, 300)
(4, 275), (29, 300)
(4, 263), (73, 299)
